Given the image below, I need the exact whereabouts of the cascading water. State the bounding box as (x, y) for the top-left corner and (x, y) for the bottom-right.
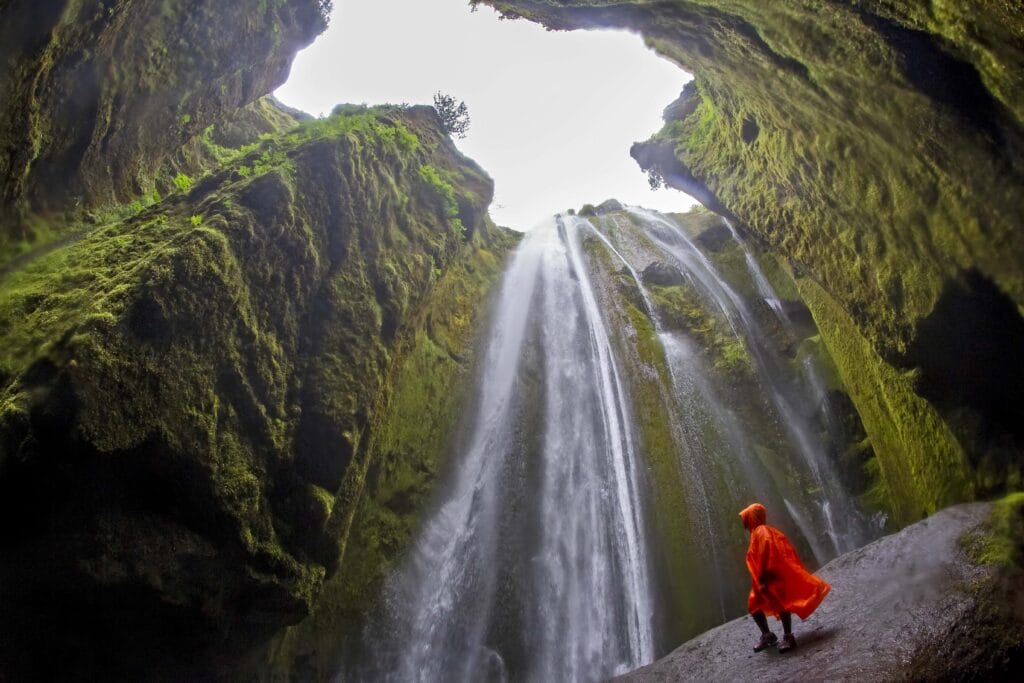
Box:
(361, 218), (655, 682)
(621, 207), (870, 557)
(722, 215), (880, 546)
(723, 222), (870, 527)
(724, 218), (790, 323)
(357, 207), (876, 681)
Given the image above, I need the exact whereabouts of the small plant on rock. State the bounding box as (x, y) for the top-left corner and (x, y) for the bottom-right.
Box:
(174, 172), (194, 193)
(433, 92), (470, 139)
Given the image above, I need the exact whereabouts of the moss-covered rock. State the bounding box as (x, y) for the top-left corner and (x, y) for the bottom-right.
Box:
(0, 0), (329, 240)
(481, 0), (1024, 504)
(907, 493), (1024, 679)
(258, 227), (519, 680)
(157, 95), (311, 202)
(794, 272), (974, 526)
(0, 103), (510, 679)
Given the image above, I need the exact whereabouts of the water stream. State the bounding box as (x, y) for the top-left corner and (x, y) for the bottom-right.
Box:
(359, 209), (874, 681)
(363, 218), (656, 681)
(623, 207), (869, 557)
(724, 218), (790, 323)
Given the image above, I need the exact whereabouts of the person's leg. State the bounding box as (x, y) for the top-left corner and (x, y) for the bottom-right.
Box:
(778, 612), (797, 653)
(751, 611), (777, 652)
(752, 610), (770, 634)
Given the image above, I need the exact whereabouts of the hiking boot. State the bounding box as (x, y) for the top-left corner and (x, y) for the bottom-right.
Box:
(778, 634), (797, 653)
(753, 631), (778, 652)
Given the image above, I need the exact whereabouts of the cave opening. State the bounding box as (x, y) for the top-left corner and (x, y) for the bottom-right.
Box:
(274, 0), (699, 230)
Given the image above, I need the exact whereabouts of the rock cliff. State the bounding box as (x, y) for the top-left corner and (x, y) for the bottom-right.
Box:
(0, 82), (513, 683)
(0, 0), (327, 238)
(3, 0), (1022, 678)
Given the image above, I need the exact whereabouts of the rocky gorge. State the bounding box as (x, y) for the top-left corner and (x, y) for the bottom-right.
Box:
(0, 0), (1021, 680)
(481, 0), (1024, 530)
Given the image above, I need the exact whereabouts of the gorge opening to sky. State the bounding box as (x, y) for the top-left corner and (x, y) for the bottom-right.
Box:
(275, 0), (698, 230)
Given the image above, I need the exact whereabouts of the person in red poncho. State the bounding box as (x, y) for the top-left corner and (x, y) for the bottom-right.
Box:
(740, 502), (831, 653)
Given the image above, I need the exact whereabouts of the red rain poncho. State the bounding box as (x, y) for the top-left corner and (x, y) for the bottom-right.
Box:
(740, 503), (831, 620)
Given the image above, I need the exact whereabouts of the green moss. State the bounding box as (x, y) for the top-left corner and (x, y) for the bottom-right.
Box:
(200, 124), (242, 164)
(287, 106), (420, 155)
(0, 101), (502, 677)
(961, 493), (1024, 570)
(418, 164), (468, 239)
(648, 281), (752, 379)
(260, 233), (519, 679)
(681, 93), (717, 152)
(173, 172), (194, 193)
(0, 215), (177, 378)
(793, 335), (843, 391)
(418, 164), (457, 216)
(796, 273), (974, 525)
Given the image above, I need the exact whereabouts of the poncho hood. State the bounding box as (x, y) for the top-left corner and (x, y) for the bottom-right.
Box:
(740, 503), (767, 531)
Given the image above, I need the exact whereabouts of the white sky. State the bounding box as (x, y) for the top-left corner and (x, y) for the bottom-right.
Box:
(275, 0), (697, 230)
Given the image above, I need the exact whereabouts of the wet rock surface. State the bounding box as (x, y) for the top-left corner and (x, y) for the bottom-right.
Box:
(619, 503), (1023, 681)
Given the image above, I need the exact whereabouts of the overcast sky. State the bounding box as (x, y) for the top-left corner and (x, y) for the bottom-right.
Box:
(275, 0), (696, 230)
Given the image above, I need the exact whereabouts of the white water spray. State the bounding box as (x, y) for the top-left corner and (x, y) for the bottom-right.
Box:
(364, 218), (656, 682)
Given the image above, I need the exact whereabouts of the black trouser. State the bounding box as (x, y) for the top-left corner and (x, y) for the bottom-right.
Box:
(752, 610), (792, 635)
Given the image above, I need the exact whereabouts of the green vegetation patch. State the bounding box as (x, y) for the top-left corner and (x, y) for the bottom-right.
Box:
(961, 493), (1024, 571)
(0, 101), (502, 674)
(418, 164), (466, 238)
(648, 281), (752, 379)
(261, 232), (518, 679)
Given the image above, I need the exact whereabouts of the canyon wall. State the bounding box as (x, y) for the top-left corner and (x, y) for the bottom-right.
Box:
(483, 0), (1024, 523)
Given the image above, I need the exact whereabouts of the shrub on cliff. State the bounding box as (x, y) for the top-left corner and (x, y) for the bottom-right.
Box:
(433, 92), (470, 139)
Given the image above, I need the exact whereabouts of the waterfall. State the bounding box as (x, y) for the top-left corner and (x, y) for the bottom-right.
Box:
(723, 219), (840, 434)
(362, 218), (655, 682)
(577, 217), (747, 621)
(359, 227), (546, 682)
(622, 207), (868, 556)
(721, 215), (873, 549)
(723, 218), (790, 323)
(357, 208), (874, 681)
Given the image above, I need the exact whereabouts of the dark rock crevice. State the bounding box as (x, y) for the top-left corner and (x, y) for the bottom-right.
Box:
(851, 8), (1013, 148)
(905, 270), (1024, 484)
